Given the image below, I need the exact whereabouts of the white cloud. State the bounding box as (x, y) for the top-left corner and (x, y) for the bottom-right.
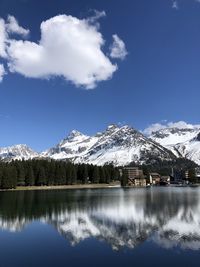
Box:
(143, 123), (166, 135)
(0, 13), (127, 88)
(167, 121), (200, 129)
(172, 1), (179, 10)
(6, 14), (118, 89)
(0, 18), (7, 58)
(143, 121), (200, 135)
(0, 15), (29, 58)
(110, 34), (128, 60)
(6, 15), (29, 37)
(171, 0), (200, 9)
(0, 64), (6, 82)
(88, 10), (106, 24)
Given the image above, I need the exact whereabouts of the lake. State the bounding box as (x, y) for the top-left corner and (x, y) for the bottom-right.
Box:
(0, 187), (200, 267)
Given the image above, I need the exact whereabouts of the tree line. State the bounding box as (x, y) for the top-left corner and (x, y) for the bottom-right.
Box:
(127, 158), (197, 176)
(0, 159), (120, 189)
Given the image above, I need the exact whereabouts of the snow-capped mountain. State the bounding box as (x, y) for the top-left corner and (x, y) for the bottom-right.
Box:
(1, 124), (200, 166)
(0, 144), (39, 161)
(42, 124), (175, 166)
(150, 127), (200, 165)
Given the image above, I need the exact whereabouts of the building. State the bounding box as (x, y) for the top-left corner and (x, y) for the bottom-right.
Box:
(123, 167), (141, 179)
(149, 173), (161, 185)
(170, 169), (188, 184)
(195, 167), (200, 178)
(160, 176), (170, 185)
(123, 167), (146, 187)
(134, 177), (147, 187)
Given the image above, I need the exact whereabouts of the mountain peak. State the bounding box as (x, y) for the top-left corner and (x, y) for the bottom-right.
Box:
(106, 124), (133, 133)
(68, 130), (85, 138)
(0, 144), (38, 161)
(2, 124), (200, 166)
(58, 130), (89, 147)
(106, 124), (120, 131)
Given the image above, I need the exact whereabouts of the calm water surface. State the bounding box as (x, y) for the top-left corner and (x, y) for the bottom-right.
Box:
(0, 187), (200, 267)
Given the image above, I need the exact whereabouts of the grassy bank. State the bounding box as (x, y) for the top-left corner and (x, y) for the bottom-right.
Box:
(0, 183), (121, 192)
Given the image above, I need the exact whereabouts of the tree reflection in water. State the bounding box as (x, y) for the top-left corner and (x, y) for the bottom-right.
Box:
(0, 187), (200, 251)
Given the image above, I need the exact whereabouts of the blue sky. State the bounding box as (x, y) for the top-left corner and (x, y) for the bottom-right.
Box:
(0, 0), (200, 151)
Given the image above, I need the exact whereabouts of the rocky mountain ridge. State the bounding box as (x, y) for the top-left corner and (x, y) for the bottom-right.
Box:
(41, 124), (176, 166)
(0, 124), (200, 166)
(150, 127), (200, 165)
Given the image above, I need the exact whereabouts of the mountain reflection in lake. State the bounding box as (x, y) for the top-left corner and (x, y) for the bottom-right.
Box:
(0, 187), (200, 267)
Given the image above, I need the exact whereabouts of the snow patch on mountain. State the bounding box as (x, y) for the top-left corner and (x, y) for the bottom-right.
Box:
(0, 144), (39, 161)
(1, 123), (200, 166)
(150, 127), (200, 165)
(42, 124), (175, 166)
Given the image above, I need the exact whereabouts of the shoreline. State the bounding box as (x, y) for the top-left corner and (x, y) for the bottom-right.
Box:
(0, 183), (121, 192)
(1, 183), (199, 192)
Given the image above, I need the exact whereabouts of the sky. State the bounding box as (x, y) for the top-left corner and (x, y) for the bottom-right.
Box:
(0, 0), (200, 151)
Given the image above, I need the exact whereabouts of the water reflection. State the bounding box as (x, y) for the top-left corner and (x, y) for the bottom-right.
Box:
(0, 187), (200, 251)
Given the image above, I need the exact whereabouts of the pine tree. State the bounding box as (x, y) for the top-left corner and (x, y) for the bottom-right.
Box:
(25, 166), (35, 186)
(1, 166), (17, 189)
(121, 172), (128, 187)
(0, 159), (121, 189)
(17, 163), (26, 186)
(188, 168), (196, 183)
(48, 161), (56, 185)
(0, 165), (3, 187)
(66, 163), (72, 185)
(92, 166), (100, 183)
(36, 166), (46, 186)
(55, 163), (66, 185)
(105, 167), (111, 184)
(99, 167), (106, 183)
(71, 165), (77, 184)
(82, 164), (88, 184)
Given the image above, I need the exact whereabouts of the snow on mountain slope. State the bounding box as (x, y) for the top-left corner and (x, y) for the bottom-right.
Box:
(1, 124), (200, 165)
(42, 124), (175, 166)
(0, 144), (39, 161)
(150, 128), (200, 146)
(150, 128), (200, 165)
(41, 129), (98, 160)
